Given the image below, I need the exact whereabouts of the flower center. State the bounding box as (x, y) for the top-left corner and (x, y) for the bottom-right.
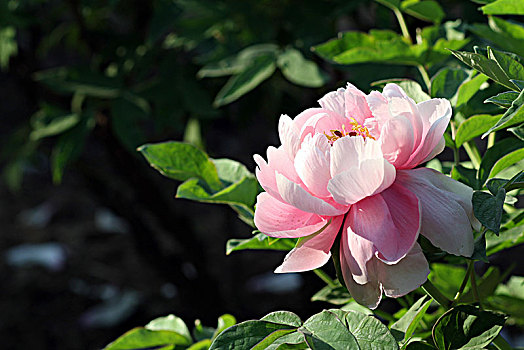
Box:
(323, 118), (375, 144)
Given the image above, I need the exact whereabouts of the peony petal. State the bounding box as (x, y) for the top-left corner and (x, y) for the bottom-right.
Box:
(396, 168), (475, 256)
(343, 221), (375, 284)
(347, 183), (420, 264)
(293, 108), (326, 131)
(254, 193), (326, 238)
(375, 242), (429, 297)
(380, 114), (415, 168)
(318, 87), (346, 116)
(276, 172), (347, 216)
(299, 110), (347, 142)
(267, 146), (301, 183)
(330, 136), (383, 177)
(345, 83), (372, 124)
(279, 114), (301, 160)
(275, 216), (343, 273)
(328, 158), (395, 205)
(254, 153), (282, 201)
(340, 235), (382, 309)
(294, 133), (332, 197)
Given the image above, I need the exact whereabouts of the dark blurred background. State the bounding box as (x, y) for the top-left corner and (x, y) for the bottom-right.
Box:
(0, 0), (519, 348)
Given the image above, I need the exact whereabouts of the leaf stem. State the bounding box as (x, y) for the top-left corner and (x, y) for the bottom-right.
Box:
(452, 261), (473, 305)
(469, 263), (482, 309)
(393, 8), (411, 42)
(421, 280), (452, 309)
(313, 268), (337, 288)
(417, 64), (432, 92)
(463, 141), (482, 169)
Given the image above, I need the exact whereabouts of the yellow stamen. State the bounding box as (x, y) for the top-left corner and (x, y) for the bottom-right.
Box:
(323, 118), (375, 143)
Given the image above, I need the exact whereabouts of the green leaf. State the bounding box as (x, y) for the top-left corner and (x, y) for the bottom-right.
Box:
(455, 73), (490, 109)
(213, 55), (276, 107)
(345, 311), (399, 350)
(430, 67), (469, 99)
(483, 89), (524, 137)
(209, 320), (296, 350)
(487, 171), (524, 195)
(197, 44), (279, 78)
(299, 310), (360, 350)
(277, 48), (328, 88)
(472, 188), (506, 234)
(187, 339), (212, 350)
(400, 0), (445, 23)
(432, 305), (506, 349)
(375, 0), (402, 10)
(428, 263), (467, 300)
(104, 328), (192, 350)
(404, 342), (436, 349)
(509, 123), (524, 140)
(311, 283), (352, 305)
(454, 114), (502, 147)
(30, 112), (80, 141)
(51, 114), (94, 184)
(0, 26), (17, 71)
(397, 80), (430, 103)
(481, 0), (524, 15)
(176, 160), (258, 213)
(487, 47), (524, 83)
(193, 319), (215, 342)
(486, 224), (524, 256)
(450, 50), (518, 91)
(226, 233), (296, 255)
(485, 91), (520, 108)
(468, 18), (524, 58)
(391, 296), (432, 342)
(138, 141), (222, 191)
(490, 147), (524, 178)
(478, 138), (524, 185)
(487, 276), (524, 326)
(451, 164), (479, 189)
(213, 314), (237, 340)
(262, 312), (302, 327)
(458, 267), (502, 303)
(145, 315), (193, 343)
(266, 332), (308, 350)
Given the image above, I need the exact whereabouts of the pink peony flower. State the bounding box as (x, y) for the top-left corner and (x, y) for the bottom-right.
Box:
(253, 83), (480, 308)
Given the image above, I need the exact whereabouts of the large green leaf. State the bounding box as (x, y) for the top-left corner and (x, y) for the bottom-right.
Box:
(455, 73), (489, 109)
(400, 0), (445, 23)
(485, 224), (524, 256)
(478, 138), (524, 185)
(481, 0), (524, 15)
(487, 276), (524, 326)
(277, 48), (328, 88)
(468, 18), (524, 58)
(487, 47), (524, 84)
(473, 188), (506, 234)
(485, 91), (520, 108)
(213, 55), (276, 107)
(212, 314), (237, 340)
(209, 320), (296, 350)
(483, 89), (524, 137)
(104, 328), (192, 350)
(430, 67), (469, 99)
(428, 263), (466, 300)
(261, 312), (302, 328)
(450, 49), (519, 91)
(299, 310), (360, 350)
(138, 141), (222, 191)
(455, 114), (502, 147)
(345, 311), (399, 350)
(226, 233), (296, 255)
(391, 296), (432, 342)
(432, 305), (506, 349)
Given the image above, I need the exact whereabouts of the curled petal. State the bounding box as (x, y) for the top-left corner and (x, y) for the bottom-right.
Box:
(279, 114), (301, 160)
(397, 168), (476, 256)
(345, 83), (372, 125)
(347, 183), (420, 264)
(275, 216), (343, 273)
(318, 87), (346, 117)
(380, 115), (415, 167)
(294, 134), (332, 198)
(254, 193), (326, 238)
(276, 173), (347, 216)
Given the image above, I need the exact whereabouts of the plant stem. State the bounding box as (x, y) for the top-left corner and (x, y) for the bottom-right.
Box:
(469, 264), (482, 309)
(313, 268), (337, 287)
(463, 141), (482, 169)
(453, 261), (474, 304)
(421, 280), (452, 309)
(393, 8), (411, 42)
(417, 64), (432, 92)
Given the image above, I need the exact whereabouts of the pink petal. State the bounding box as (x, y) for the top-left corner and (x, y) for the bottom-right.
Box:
(345, 83), (372, 125)
(340, 236), (382, 309)
(254, 153), (282, 201)
(276, 173), (347, 216)
(329, 136), (383, 177)
(396, 168), (475, 256)
(380, 115), (415, 168)
(318, 87), (346, 116)
(278, 114), (301, 160)
(374, 242), (429, 297)
(298, 110), (347, 142)
(294, 133), (332, 197)
(275, 216), (343, 273)
(347, 183), (420, 264)
(328, 158), (395, 205)
(293, 108), (326, 131)
(343, 220), (375, 284)
(254, 193), (326, 238)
